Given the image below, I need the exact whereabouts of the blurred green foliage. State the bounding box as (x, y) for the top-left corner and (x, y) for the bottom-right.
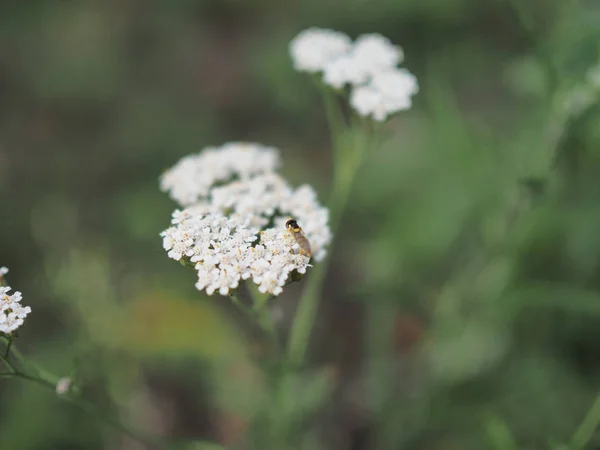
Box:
(1, 0), (600, 449)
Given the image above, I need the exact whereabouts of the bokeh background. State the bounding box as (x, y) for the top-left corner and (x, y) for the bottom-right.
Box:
(2, 1), (600, 449)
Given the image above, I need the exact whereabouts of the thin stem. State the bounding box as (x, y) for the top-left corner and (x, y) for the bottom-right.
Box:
(504, 0), (560, 95)
(285, 263), (328, 368)
(315, 80), (345, 147)
(229, 293), (255, 320)
(287, 116), (369, 368)
(229, 293), (280, 356)
(570, 394), (600, 450)
(0, 342), (173, 450)
(4, 335), (12, 359)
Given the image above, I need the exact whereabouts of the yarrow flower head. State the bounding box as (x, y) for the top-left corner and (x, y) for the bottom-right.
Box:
(350, 69), (418, 121)
(0, 284), (32, 334)
(289, 28), (352, 73)
(160, 142), (281, 207)
(290, 28), (418, 121)
(323, 33), (403, 88)
(160, 144), (332, 296)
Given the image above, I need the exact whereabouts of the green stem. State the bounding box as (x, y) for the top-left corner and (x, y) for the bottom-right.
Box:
(504, 0), (560, 95)
(486, 416), (519, 450)
(4, 335), (12, 359)
(0, 341), (172, 450)
(570, 394), (600, 450)
(287, 115), (368, 368)
(229, 293), (280, 356)
(229, 293), (254, 319)
(316, 81), (345, 146)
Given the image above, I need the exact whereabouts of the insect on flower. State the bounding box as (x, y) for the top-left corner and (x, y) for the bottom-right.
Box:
(286, 218), (312, 259)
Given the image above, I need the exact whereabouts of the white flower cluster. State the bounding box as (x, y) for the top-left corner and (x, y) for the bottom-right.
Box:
(0, 282), (32, 334)
(160, 144), (332, 296)
(290, 28), (418, 121)
(160, 142), (281, 207)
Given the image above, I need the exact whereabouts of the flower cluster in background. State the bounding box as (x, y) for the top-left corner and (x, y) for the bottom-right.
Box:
(160, 143), (331, 296)
(290, 28), (418, 121)
(0, 268), (32, 334)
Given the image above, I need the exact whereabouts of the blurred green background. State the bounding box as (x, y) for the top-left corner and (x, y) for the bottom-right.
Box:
(2, 0), (600, 449)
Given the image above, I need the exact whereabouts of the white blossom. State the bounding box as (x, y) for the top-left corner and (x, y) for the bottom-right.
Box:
(322, 33), (403, 89)
(161, 208), (316, 296)
(160, 142), (281, 207)
(323, 55), (370, 88)
(160, 155), (331, 296)
(208, 174), (331, 262)
(251, 228), (311, 296)
(0, 267), (8, 276)
(290, 28), (417, 120)
(350, 68), (418, 121)
(353, 34), (403, 73)
(290, 28), (352, 73)
(56, 377), (73, 395)
(0, 286), (32, 334)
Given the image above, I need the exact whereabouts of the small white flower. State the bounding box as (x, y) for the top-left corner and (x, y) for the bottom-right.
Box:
(251, 229), (310, 296)
(350, 68), (418, 121)
(290, 28), (352, 73)
(291, 28), (418, 120)
(162, 204), (321, 296)
(0, 267), (8, 276)
(323, 55), (370, 88)
(353, 34), (403, 72)
(160, 142), (281, 207)
(0, 286), (32, 334)
(322, 33), (404, 89)
(56, 377), (73, 395)
(209, 174), (331, 262)
(160, 144), (332, 296)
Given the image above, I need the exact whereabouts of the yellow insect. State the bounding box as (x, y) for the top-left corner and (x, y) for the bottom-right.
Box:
(286, 218), (312, 259)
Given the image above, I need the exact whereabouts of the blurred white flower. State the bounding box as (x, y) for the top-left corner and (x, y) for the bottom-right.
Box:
(323, 33), (403, 89)
(353, 34), (403, 71)
(160, 142), (281, 207)
(0, 285), (32, 334)
(323, 55), (370, 88)
(291, 28), (417, 120)
(56, 377), (73, 395)
(350, 68), (419, 121)
(0, 267), (8, 276)
(290, 28), (352, 73)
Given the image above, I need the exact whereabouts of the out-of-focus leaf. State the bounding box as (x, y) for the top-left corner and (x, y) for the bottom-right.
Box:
(276, 365), (338, 426)
(506, 283), (600, 315)
(428, 317), (509, 384)
(185, 442), (226, 450)
(505, 56), (549, 98)
(486, 416), (519, 450)
(118, 291), (247, 361)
